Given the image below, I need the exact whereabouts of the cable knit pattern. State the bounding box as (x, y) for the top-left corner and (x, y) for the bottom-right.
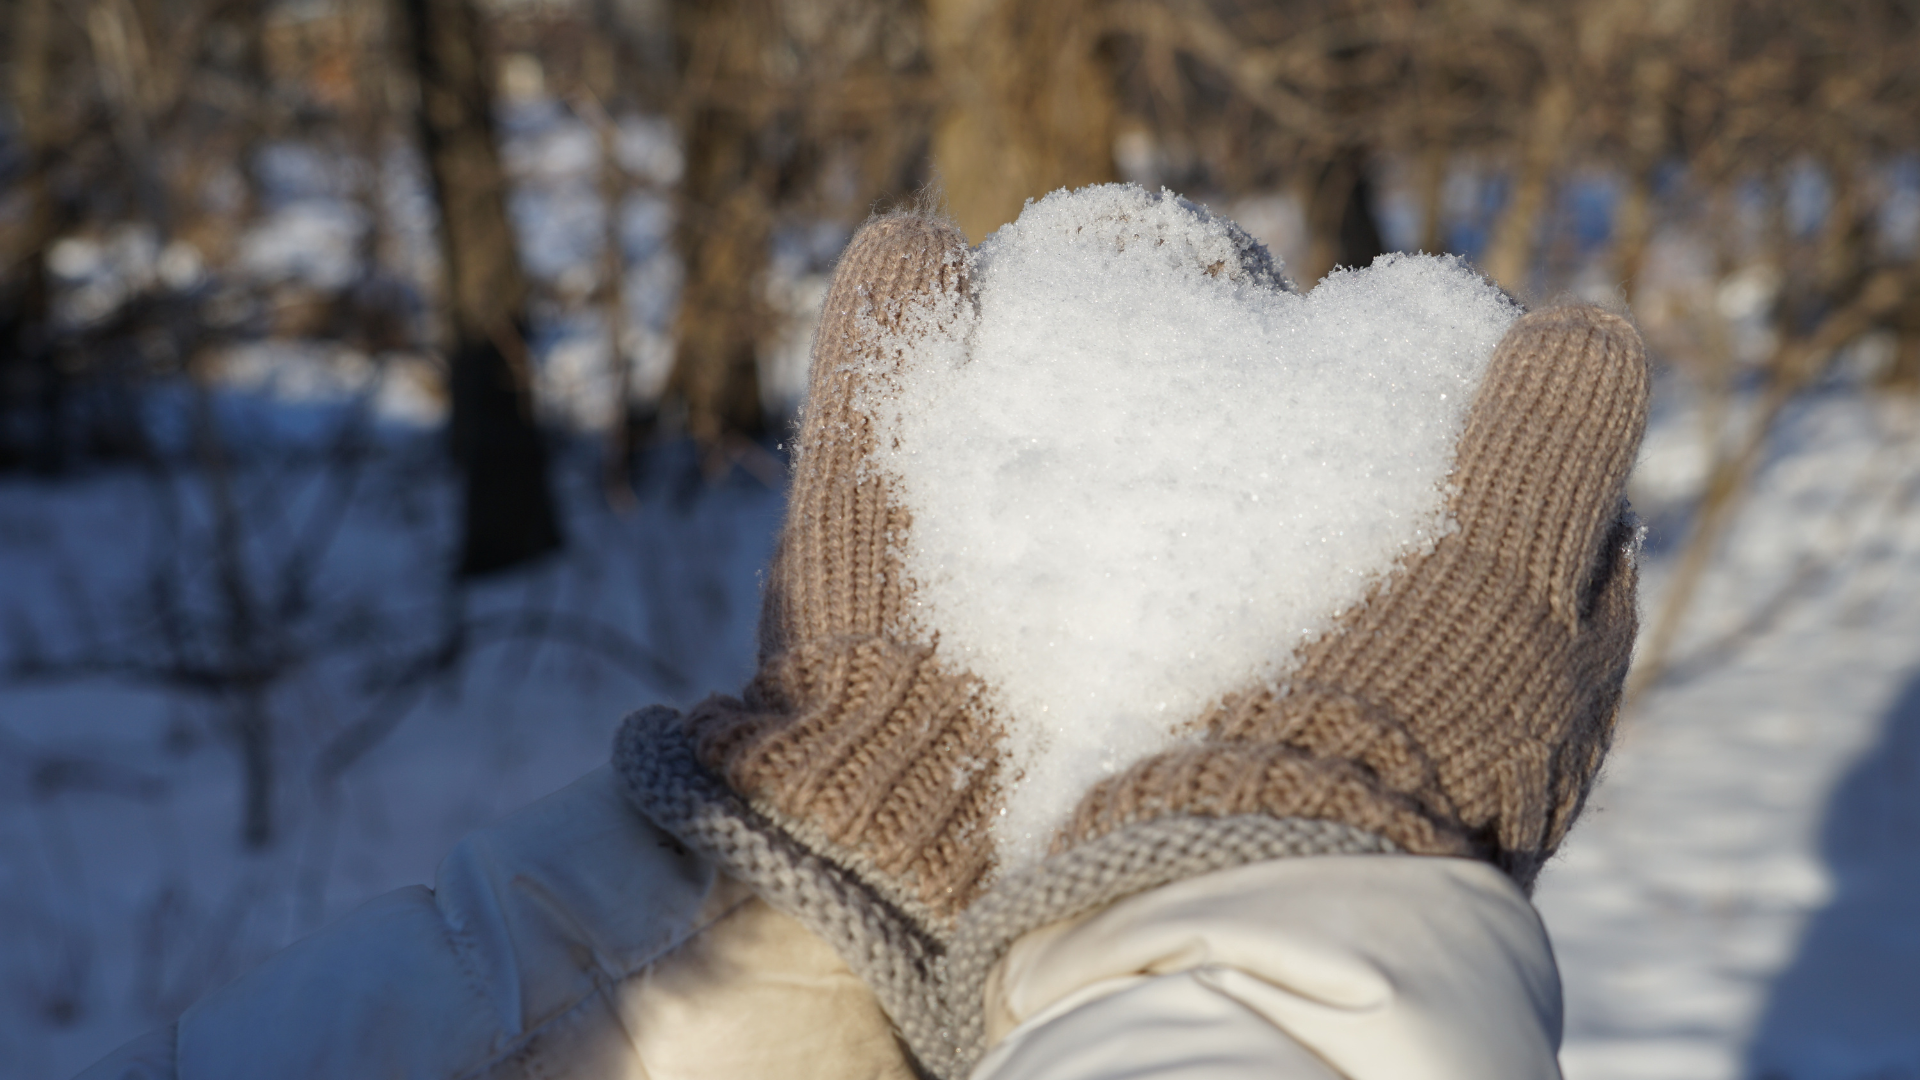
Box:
(1060, 304), (1650, 891)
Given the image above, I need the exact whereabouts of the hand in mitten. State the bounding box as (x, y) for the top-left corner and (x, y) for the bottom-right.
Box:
(1055, 301), (1647, 888)
(618, 212), (1013, 1070)
(683, 212), (1004, 925)
(619, 186), (1647, 1079)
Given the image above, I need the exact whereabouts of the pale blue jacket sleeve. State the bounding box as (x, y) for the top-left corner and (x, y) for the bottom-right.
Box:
(74, 767), (720, 1080)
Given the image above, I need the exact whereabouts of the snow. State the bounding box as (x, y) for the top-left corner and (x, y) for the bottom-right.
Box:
(864, 184), (1521, 871)
(0, 428), (782, 1079)
(1538, 388), (1920, 1080)
(240, 201), (370, 292)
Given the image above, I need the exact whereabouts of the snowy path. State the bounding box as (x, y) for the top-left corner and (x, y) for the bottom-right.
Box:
(1540, 391), (1920, 1080)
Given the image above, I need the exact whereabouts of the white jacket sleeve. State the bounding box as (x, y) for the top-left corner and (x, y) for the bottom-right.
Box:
(74, 766), (725, 1080)
(970, 855), (1565, 1080)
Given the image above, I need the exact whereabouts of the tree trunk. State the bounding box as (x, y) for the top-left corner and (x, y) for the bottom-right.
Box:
(399, 0), (562, 576)
(1481, 78), (1574, 297)
(665, 0), (775, 446)
(584, 0), (639, 506)
(1302, 145), (1386, 285)
(926, 0), (1117, 243)
(1609, 51), (1673, 302)
(1415, 141), (1448, 256)
(2, 0), (63, 472)
(1887, 292), (1920, 392)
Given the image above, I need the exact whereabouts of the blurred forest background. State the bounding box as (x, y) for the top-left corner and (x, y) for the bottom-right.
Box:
(5, 0), (1920, 1077)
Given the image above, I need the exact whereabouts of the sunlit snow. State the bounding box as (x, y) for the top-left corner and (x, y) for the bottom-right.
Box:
(861, 185), (1520, 869)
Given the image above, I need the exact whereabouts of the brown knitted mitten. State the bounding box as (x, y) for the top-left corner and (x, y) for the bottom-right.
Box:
(1058, 302), (1650, 891)
(617, 204), (1648, 1079)
(921, 298), (1650, 1079)
(667, 213), (1005, 931)
(619, 209), (1396, 1077)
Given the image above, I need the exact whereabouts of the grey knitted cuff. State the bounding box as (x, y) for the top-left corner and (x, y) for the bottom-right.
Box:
(614, 705), (1399, 1080)
(613, 706), (950, 1063)
(943, 812), (1400, 1069)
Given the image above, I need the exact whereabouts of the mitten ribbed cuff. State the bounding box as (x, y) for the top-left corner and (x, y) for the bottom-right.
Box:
(690, 634), (1002, 926)
(689, 213), (1006, 927)
(615, 703), (1396, 1080)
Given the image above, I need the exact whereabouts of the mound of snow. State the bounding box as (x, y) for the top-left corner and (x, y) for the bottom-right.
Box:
(861, 184), (1520, 870)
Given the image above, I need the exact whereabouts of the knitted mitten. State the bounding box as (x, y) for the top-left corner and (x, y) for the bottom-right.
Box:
(922, 299), (1649, 1078)
(616, 213), (1009, 1073)
(678, 212), (1004, 929)
(617, 204), (1648, 1079)
(1053, 302), (1649, 891)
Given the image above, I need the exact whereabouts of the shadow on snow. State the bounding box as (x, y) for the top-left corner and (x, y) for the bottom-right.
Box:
(1745, 666), (1920, 1080)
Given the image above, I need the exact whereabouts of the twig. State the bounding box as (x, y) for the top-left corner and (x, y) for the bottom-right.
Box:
(1629, 268), (1918, 703)
(1656, 414), (1907, 686)
(571, 87), (641, 515)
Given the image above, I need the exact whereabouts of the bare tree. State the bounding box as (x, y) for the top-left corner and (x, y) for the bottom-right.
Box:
(663, 0), (931, 449)
(1, 0), (62, 471)
(1623, 0), (1920, 694)
(927, 0), (1118, 243)
(663, 0), (779, 446)
(398, 0), (562, 576)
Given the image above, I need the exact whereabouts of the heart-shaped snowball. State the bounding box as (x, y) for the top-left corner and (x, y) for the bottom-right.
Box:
(859, 184), (1521, 872)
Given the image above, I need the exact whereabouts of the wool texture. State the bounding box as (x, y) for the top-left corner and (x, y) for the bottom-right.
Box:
(615, 703), (1396, 1080)
(683, 213), (1003, 930)
(1059, 303), (1650, 891)
(614, 207), (1648, 1077)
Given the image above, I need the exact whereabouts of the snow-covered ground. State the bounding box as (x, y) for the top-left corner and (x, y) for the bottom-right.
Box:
(1542, 386), (1920, 1080)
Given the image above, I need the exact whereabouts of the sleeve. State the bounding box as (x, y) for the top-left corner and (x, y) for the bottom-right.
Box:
(969, 855), (1566, 1080)
(73, 767), (722, 1080)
